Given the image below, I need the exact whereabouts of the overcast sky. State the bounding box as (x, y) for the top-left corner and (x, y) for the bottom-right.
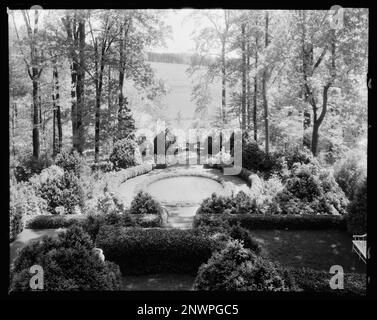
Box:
(153, 9), (198, 54)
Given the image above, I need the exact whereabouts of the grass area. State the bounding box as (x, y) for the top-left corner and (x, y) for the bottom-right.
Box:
(122, 273), (195, 291)
(251, 230), (366, 273)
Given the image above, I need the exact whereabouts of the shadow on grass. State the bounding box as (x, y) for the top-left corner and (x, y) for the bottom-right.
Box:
(251, 230), (366, 273)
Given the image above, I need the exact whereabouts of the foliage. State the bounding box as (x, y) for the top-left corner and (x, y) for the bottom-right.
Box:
(12, 152), (53, 183)
(194, 240), (291, 291)
(10, 183), (25, 242)
(129, 191), (163, 216)
(334, 149), (367, 201)
(196, 192), (260, 215)
(30, 165), (85, 214)
(90, 160), (114, 173)
(26, 215), (82, 229)
(193, 213), (346, 230)
(274, 163), (348, 215)
(228, 224), (261, 254)
(346, 179), (367, 234)
(97, 191), (125, 215)
(248, 174), (284, 212)
(55, 149), (87, 178)
(109, 138), (142, 170)
(96, 226), (217, 274)
(10, 226), (122, 291)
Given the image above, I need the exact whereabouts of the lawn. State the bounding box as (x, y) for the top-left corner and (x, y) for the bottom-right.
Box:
(251, 229), (366, 273)
(122, 273), (195, 291)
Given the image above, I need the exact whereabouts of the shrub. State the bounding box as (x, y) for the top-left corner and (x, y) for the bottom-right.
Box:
(90, 160), (114, 173)
(249, 174), (284, 212)
(10, 184), (24, 242)
(242, 140), (266, 172)
(194, 240), (291, 291)
(283, 147), (313, 171)
(30, 166), (85, 214)
(97, 191), (125, 215)
(274, 163), (348, 215)
(10, 180), (48, 217)
(10, 226), (122, 291)
(118, 163), (153, 182)
(193, 214), (347, 230)
(55, 150), (86, 178)
(228, 224), (261, 254)
(110, 138), (142, 170)
(196, 192), (260, 215)
(26, 215), (82, 229)
(129, 191), (163, 216)
(318, 139), (350, 166)
(346, 179), (367, 234)
(13, 153), (53, 182)
(96, 226), (217, 275)
(334, 150), (367, 201)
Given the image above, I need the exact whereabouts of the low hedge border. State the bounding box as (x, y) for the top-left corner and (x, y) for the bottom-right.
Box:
(193, 214), (347, 231)
(26, 212), (163, 231)
(26, 215), (84, 229)
(95, 226), (218, 275)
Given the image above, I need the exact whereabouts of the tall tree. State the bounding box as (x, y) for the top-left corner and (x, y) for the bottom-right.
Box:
(262, 11), (270, 153)
(62, 10), (86, 154)
(11, 9), (44, 159)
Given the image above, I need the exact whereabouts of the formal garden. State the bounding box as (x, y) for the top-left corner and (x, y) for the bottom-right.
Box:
(9, 9), (368, 294)
(9, 132), (367, 293)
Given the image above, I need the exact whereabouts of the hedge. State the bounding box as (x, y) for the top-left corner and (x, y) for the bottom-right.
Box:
(26, 212), (162, 234)
(193, 214), (347, 231)
(26, 215), (83, 229)
(283, 268), (366, 295)
(96, 226), (217, 275)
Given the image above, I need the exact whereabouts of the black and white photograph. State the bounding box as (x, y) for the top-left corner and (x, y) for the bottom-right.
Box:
(7, 5), (371, 300)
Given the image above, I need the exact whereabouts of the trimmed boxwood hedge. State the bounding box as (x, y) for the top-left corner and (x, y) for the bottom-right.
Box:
(95, 226), (218, 275)
(26, 215), (83, 229)
(193, 214), (346, 231)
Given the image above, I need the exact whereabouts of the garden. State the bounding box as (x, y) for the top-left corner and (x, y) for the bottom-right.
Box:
(9, 133), (367, 294)
(9, 9), (368, 294)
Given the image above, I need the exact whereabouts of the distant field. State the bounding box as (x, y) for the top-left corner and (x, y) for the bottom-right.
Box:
(150, 62), (222, 129)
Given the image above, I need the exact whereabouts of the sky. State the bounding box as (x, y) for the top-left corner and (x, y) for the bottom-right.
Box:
(152, 9), (198, 54)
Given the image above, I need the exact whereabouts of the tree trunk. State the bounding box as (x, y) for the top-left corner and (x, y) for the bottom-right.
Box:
(263, 11), (269, 154)
(253, 34), (258, 142)
(52, 61), (62, 155)
(246, 30), (251, 130)
(94, 44), (106, 163)
(76, 18), (85, 154)
(241, 23), (247, 131)
(221, 40), (226, 124)
(32, 70), (40, 159)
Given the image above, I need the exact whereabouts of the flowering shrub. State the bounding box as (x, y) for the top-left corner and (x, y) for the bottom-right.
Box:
(30, 166), (84, 214)
(274, 163), (348, 215)
(110, 138), (142, 170)
(249, 174), (284, 212)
